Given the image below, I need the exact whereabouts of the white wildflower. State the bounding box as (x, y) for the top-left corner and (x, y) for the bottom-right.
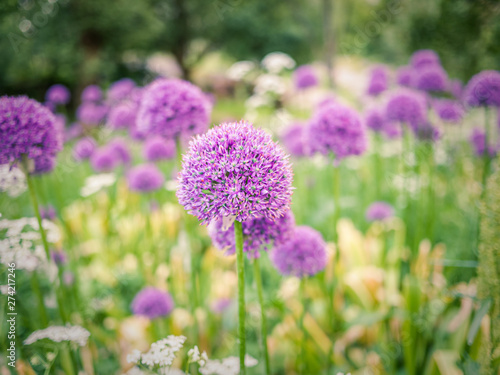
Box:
(227, 61), (255, 81)
(80, 173), (116, 197)
(0, 165), (27, 197)
(127, 335), (186, 369)
(254, 74), (286, 96)
(126, 349), (142, 364)
(24, 325), (90, 346)
(199, 354), (258, 375)
(245, 94), (272, 110)
(188, 345), (208, 367)
(261, 52), (296, 74)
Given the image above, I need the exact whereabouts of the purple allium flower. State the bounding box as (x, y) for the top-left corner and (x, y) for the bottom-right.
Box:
(433, 99), (464, 123)
(470, 128), (498, 157)
(317, 95), (337, 109)
(143, 136), (176, 162)
(127, 164), (165, 193)
(364, 107), (386, 133)
(51, 249), (67, 266)
(0, 96), (62, 166)
(107, 101), (138, 130)
(137, 78), (212, 140)
(81, 85), (103, 102)
(210, 298), (232, 314)
(367, 66), (388, 96)
(396, 66), (414, 87)
(280, 123), (310, 157)
(449, 79), (463, 99)
(45, 84), (71, 105)
(107, 78), (136, 103)
(176, 121), (293, 225)
(33, 154), (57, 175)
(463, 70), (500, 108)
(384, 89), (427, 130)
(308, 102), (367, 160)
(414, 66), (448, 92)
(107, 138), (131, 165)
(73, 137), (97, 162)
(293, 65), (319, 90)
(414, 121), (441, 142)
(410, 49), (440, 70)
(40, 205), (57, 220)
(365, 201), (394, 221)
(208, 210), (295, 259)
(131, 287), (174, 319)
(65, 123), (82, 142)
(270, 226), (327, 278)
(90, 146), (119, 172)
(383, 121), (402, 139)
(76, 102), (108, 125)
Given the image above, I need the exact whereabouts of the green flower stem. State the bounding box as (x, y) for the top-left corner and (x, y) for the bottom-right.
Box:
(30, 271), (48, 326)
(234, 220), (246, 375)
(374, 133), (382, 198)
(60, 345), (76, 375)
(481, 106), (491, 197)
(332, 164), (340, 241)
(299, 278), (306, 374)
(252, 257), (270, 375)
(176, 137), (183, 172)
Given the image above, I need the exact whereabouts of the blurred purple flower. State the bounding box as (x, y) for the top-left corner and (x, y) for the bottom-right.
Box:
(77, 102), (108, 126)
(81, 85), (103, 102)
(208, 210), (295, 259)
(367, 66), (388, 96)
(433, 99), (464, 123)
(107, 78), (136, 104)
(449, 79), (463, 99)
(270, 226), (327, 278)
(131, 287), (174, 319)
(51, 249), (67, 266)
(309, 102), (367, 160)
(410, 50), (440, 70)
(107, 101), (138, 130)
(90, 146), (119, 172)
(177, 121), (293, 225)
(45, 84), (71, 106)
(280, 123), (310, 157)
(414, 121), (441, 142)
(463, 70), (500, 108)
(210, 298), (232, 314)
(137, 78), (212, 140)
(108, 138), (131, 165)
(143, 136), (176, 162)
(384, 89), (427, 130)
(63, 271), (74, 286)
(127, 164), (165, 193)
(65, 123), (83, 142)
(33, 154), (57, 175)
(470, 128), (498, 157)
(293, 65), (319, 90)
(40, 205), (57, 220)
(396, 66), (413, 87)
(364, 107), (386, 133)
(365, 201), (394, 222)
(73, 137), (97, 162)
(414, 66), (448, 92)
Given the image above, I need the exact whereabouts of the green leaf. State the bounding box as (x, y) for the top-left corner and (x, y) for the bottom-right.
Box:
(467, 298), (492, 345)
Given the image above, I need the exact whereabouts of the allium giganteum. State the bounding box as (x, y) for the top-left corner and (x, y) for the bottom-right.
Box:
(137, 78), (212, 141)
(0, 96), (62, 167)
(176, 121), (293, 225)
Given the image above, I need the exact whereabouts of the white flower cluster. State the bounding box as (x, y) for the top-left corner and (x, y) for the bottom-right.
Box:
(254, 74), (286, 96)
(127, 335), (186, 368)
(227, 61), (256, 81)
(187, 345), (208, 367)
(0, 165), (27, 197)
(199, 354), (258, 375)
(261, 52), (295, 74)
(0, 216), (61, 271)
(80, 173), (116, 197)
(24, 325), (91, 346)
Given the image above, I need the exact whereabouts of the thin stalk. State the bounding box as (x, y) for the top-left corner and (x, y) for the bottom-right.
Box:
(253, 257), (270, 375)
(30, 272), (48, 326)
(481, 106), (491, 198)
(234, 220), (246, 375)
(374, 133), (382, 198)
(332, 164), (340, 241)
(176, 137), (183, 172)
(299, 278), (306, 374)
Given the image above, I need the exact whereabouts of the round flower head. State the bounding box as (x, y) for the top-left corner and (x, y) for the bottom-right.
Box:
(33, 154), (56, 175)
(463, 70), (500, 107)
(131, 287), (174, 319)
(308, 102), (367, 160)
(177, 121), (293, 225)
(208, 210), (295, 259)
(449, 79), (463, 99)
(137, 78), (212, 140)
(384, 89), (427, 129)
(81, 85), (102, 102)
(261, 52), (296, 74)
(433, 99), (464, 123)
(107, 138), (131, 165)
(0, 96), (62, 166)
(77, 102), (108, 125)
(414, 121), (441, 142)
(107, 78), (136, 103)
(65, 123), (82, 142)
(107, 101), (137, 130)
(73, 137), (97, 162)
(410, 49), (440, 70)
(364, 107), (386, 133)
(143, 136), (176, 162)
(90, 146), (119, 172)
(367, 66), (388, 96)
(365, 201), (394, 222)
(470, 128), (498, 157)
(414, 66), (448, 92)
(45, 84), (71, 106)
(293, 65), (318, 90)
(127, 164), (165, 193)
(270, 226), (327, 278)
(396, 66), (414, 87)
(281, 123), (310, 157)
